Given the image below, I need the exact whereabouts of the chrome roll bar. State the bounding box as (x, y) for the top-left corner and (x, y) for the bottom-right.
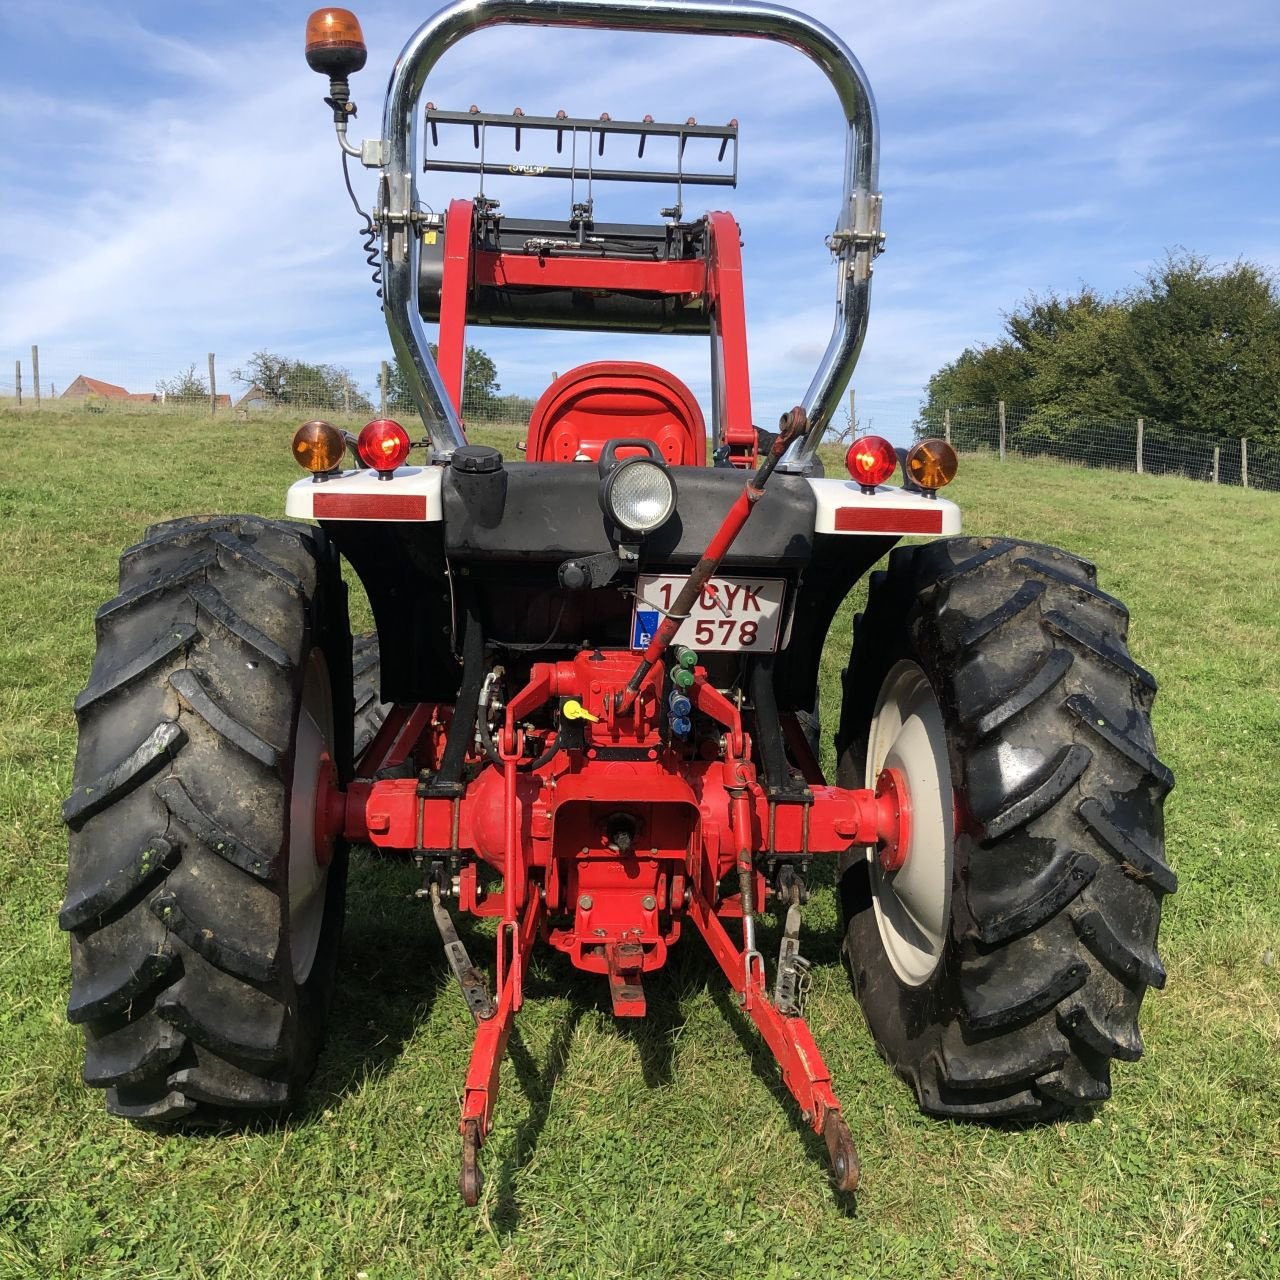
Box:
(377, 0), (881, 462)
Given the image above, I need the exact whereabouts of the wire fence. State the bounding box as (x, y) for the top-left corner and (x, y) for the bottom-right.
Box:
(0, 348), (539, 431)
(2, 347), (1276, 494)
(917, 402), (1279, 494)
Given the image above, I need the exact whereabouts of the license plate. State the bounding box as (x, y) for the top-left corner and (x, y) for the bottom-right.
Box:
(631, 574), (786, 652)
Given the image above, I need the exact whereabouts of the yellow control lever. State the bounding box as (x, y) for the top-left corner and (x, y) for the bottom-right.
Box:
(562, 699), (599, 723)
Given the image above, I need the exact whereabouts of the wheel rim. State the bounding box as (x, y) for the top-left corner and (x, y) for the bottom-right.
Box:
(865, 660), (954, 987)
(289, 648), (335, 984)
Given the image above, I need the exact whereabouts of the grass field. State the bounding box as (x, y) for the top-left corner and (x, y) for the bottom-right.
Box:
(1, 410), (1277, 1279)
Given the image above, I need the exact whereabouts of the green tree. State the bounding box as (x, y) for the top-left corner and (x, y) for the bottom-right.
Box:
(386, 345), (501, 419)
(919, 253), (1280, 447)
(1022, 293), (1136, 419)
(231, 351), (371, 415)
(1120, 252), (1280, 442)
(156, 363), (209, 404)
(919, 344), (1033, 433)
(230, 351), (291, 401)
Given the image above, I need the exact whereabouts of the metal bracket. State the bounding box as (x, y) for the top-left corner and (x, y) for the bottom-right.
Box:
(773, 900), (812, 1016)
(828, 227), (886, 257)
(828, 193), (885, 259)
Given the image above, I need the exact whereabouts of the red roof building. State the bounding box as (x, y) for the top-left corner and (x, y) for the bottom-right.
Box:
(59, 376), (228, 408)
(62, 375), (131, 400)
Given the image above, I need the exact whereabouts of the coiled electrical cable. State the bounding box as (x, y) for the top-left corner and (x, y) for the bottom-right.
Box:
(342, 151), (382, 298)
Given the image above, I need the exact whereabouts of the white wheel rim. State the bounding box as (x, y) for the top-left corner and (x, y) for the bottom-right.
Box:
(866, 660), (954, 987)
(288, 648), (334, 984)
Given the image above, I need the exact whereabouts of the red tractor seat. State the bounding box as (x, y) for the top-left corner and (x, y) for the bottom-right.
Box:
(525, 362), (707, 466)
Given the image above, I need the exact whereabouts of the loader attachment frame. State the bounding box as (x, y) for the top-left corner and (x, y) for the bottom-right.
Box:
(374, 0), (883, 469)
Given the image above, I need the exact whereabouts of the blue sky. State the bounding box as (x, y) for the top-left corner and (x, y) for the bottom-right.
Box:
(3, 0), (1278, 439)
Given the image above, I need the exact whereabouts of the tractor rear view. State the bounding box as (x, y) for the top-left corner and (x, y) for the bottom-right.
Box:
(61, 0), (1175, 1203)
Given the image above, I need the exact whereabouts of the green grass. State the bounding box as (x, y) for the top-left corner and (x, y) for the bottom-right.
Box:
(1, 410), (1278, 1278)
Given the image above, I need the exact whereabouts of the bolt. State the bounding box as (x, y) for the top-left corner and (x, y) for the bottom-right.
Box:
(579, 895), (593, 910)
(641, 895), (656, 910)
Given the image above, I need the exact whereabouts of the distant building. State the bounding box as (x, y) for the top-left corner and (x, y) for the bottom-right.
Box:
(61, 375), (228, 408)
(62, 375), (132, 400)
(236, 385), (272, 411)
(62, 376), (158, 405)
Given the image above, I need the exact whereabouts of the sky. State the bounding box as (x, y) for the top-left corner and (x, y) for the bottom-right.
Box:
(2, 0), (1279, 439)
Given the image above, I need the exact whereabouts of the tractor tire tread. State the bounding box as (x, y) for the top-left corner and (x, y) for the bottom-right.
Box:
(168, 669), (281, 768)
(74, 624), (199, 713)
(840, 535), (1171, 1119)
(63, 515), (352, 1126)
(352, 631), (391, 762)
(186, 581), (295, 670)
(82, 1018), (185, 1089)
(62, 722), (187, 829)
(60, 833), (179, 931)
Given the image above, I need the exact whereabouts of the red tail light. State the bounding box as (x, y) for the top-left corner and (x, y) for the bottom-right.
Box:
(846, 435), (898, 488)
(357, 419), (412, 473)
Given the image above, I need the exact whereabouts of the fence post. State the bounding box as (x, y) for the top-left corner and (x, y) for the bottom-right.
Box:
(1136, 417), (1144, 474)
(14, 360), (20, 407)
(342, 375), (351, 415)
(1241, 438), (1249, 489)
(848, 388), (855, 431)
(998, 400), (1006, 462)
(380, 361), (389, 417)
(31, 345), (40, 409)
(1212, 446), (1219, 484)
(208, 353), (217, 416)
(943, 406), (951, 445)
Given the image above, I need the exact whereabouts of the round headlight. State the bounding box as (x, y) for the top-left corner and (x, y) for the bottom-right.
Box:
(601, 458), (676, 536)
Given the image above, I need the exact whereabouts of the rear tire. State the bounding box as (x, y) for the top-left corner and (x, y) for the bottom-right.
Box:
(836, 537), (1175, 1118)
(352, 630), (392, 763)
(61, 515), (353, 1123)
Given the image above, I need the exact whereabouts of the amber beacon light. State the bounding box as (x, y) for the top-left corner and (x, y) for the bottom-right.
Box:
(305, 9), (368, 77)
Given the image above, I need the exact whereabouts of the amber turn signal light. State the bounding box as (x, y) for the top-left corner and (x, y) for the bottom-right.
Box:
(292, 420), (346, 475)
(305, 8), (367, 77)
(905, 439), (959, 492)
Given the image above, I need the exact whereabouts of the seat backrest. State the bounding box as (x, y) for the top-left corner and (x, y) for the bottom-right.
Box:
(524, 362), (707, 466)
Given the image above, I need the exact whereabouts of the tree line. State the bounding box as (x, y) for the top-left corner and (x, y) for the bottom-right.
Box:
(919, 252), (1280, 448)
(156, 346), (525, 420)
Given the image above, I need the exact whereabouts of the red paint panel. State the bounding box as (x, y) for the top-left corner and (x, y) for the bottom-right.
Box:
(705, 211), (756, 463)
(437, 198), (474, 417)
(474, 250), (706, 294)
(834, 506), (943, 534)
(525, 361), (707, 466)
(313, 492), (427, 521)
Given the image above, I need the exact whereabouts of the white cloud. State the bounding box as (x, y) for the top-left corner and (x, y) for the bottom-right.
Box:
(2, 0), (1278, 424)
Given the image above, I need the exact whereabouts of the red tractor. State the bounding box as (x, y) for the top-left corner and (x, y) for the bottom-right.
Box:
(61, 0), (1175, 1203)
